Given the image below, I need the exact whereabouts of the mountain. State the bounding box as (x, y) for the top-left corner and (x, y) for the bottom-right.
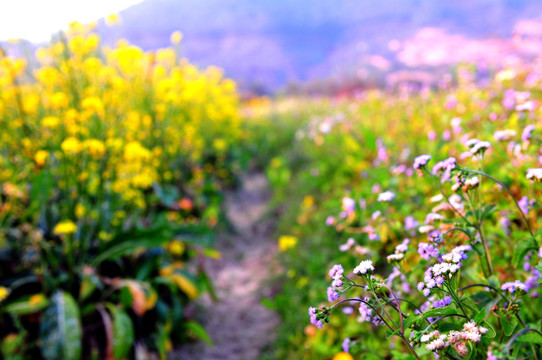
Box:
(98, 0), (542, 92)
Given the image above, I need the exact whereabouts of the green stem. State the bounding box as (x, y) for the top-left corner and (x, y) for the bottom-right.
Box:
(477, 225), (494, 276)
(446, 283), (468, 318)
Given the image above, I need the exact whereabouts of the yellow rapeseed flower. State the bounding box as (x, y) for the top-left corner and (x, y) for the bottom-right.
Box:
(34, 150), (49, 166)
(168, 241), (185, 256)
(61, 137), (82, 154)
(332, 353), (354, 360)
(75, 203), (86, 218)
(41, 116), (60, 128)
(170, 31), (183, 44)
(53, 220), (77, 235)
(0, 286), (9, 302)
(83, 139), (106, 158)
(302, 195), (315, 208)
(106, 13), (120, 26)
(278, 235), (298, 252)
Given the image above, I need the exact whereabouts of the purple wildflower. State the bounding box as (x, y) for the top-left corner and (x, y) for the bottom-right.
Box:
(308, 307), (323, 328)
(501, 280), (529, 295)
(432, 157), (456, 182)
(425, 213), (444, 224)
(358, 301), (373, 323)
(518, 196), (529, 215)
(329, 264), (344, 279)
(413, 154), (432, 170)
(327, 286), (339, 302)
(342, 338), (350, 353)
(432, 296), (452, 308)
(378, 191), (395, 202)
(405, 216), (419, 231)
(522, 125), (535, 142)
(342, 197), (356, 213)
(419, 242), (439, 260)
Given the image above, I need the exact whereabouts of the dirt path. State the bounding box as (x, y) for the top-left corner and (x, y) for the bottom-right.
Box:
(173, 173), (280, 360)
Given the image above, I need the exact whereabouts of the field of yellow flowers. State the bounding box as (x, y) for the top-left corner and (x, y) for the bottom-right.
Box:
(0, 23), (244, 359)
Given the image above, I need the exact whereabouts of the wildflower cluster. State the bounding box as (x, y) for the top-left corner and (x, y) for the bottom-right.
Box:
(418, 321), (488, 356)
(387, 238), (409, 262)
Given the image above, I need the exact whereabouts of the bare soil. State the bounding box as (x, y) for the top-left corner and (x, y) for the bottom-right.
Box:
(172, 173), (280, 360)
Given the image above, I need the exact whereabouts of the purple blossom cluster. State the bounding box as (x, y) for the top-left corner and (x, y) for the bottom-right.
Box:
(501, 280), (529, 295)
(465, 138), (491, 156)
(432, 295), (452, 308)
(432, 157), (456, 182)
(418, 242), (439, 261)
(377, 191), (395, 202)
(308, 306), (323, 328)
(425, 213), (444, 224)
(327, 264), (344, 302)
(353, 260), (374, 275)
(420, 321), (488, 356)
(428, 230), (442, 243)
(413, 154), (432, 169)
(387, 239), (409, 262)
(494, 129), (516, 142)
(342, 197), (356, 213)
(522, 125), (535, 142)
(418, 245), (471, 297)
(358, 298), (384, 326)
(404, 216), (419, 231)
(518, 196), (534, 215)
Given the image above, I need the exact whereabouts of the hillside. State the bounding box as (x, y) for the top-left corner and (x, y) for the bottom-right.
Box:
(99, 0), (542, 92)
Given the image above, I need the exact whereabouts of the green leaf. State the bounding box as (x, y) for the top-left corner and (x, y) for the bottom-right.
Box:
(480, 204), (497, 221)
(185, 321), (213, 345)
(92, 223), (215, 266)
(460, 296), (480, 313)
(91, 225), (171, 266)
(39, 291), (82, 360)
(517, 331), (542, 344)
(418, 306), (457, 322)
(261, 298), (276, 310)
(198, 269), (218, 302)
(106, 305), (134, 360)
(474, 307), (486, 323)
(3, 294), (49, 315)
(152, 183), (180, 207)
(482, 320), (496, 339)
(26, 170), (54, 218)
(500, 315), (519, 337)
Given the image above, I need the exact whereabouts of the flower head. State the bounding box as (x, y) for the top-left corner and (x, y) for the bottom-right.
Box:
(377, 191), (395, 202)
(494, 130), (516, 141)
(522, 125), (535, 142)
(432, 157), (456, 182)
(413, 155), (432, 170)
(342, 197), (356, 213)
(353, 260), (374, 275)
(53, 220), (77, 235)
(308, 306), (324, 328)
(501, 280), (529, 295)
(527, 168), (542, 182)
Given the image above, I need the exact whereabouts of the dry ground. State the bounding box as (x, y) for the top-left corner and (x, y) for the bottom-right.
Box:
(173, 173), (280, 360)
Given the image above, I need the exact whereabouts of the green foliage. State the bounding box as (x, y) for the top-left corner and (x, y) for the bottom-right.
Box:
(40, 291), (82, 360)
